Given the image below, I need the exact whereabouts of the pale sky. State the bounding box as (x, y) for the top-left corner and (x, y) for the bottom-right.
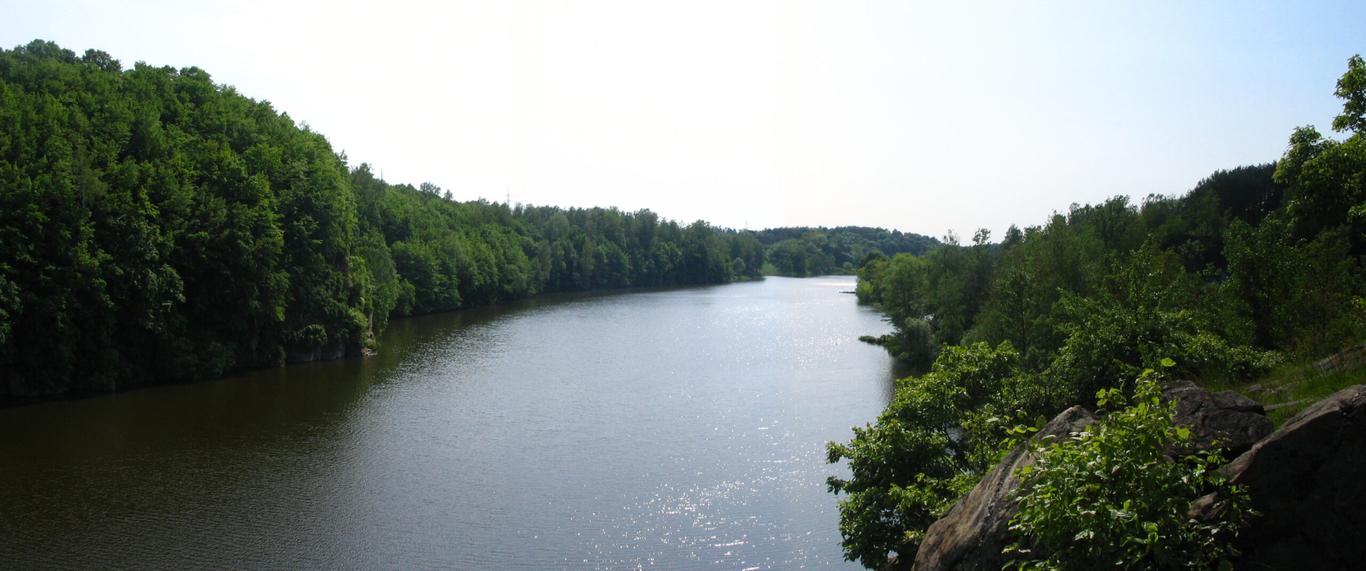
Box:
(2, 1), (1362, 238)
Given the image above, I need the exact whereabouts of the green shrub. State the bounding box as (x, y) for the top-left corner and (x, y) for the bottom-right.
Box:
(1049, 291), (1280, 404)
(1005, 371), (1255, 570)
(828, 342), (1041, 567)
(887, 317), (936, 366)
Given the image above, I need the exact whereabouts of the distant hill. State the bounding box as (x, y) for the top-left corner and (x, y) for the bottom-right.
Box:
(754, 226), (938, 276)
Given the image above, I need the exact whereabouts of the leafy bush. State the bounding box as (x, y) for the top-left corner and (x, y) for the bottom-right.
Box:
(827, 342), (1038, 567)
(1047, 244), (1280, 402)
(887, 317), (936, 367)
(1005, 371), (1255, 570)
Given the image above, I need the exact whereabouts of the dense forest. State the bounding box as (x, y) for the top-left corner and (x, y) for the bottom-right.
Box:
(754, 226), (937, 276)
(0, 40), (766, 400)
(829, 56), (1366, 568)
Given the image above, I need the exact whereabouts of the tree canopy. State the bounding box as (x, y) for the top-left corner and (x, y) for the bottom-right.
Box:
(755, 226), (937, 276)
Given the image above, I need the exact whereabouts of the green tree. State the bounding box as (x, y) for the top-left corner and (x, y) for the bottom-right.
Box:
(827, 343), (1029, 567)
(1332, 54), (1366, 134)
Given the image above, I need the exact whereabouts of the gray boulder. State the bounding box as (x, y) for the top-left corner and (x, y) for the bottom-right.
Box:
(1224, 385), (1366, 570)
(911, 406), (1096, 571)
(1315, 342), (1366, 374)
(1163, 380), (1273, 458)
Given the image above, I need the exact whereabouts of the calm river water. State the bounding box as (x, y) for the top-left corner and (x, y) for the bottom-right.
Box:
(0, 276), (897, 569)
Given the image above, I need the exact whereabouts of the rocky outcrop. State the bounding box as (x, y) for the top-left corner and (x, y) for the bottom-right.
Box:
(911, 406), (1096, 571)
(1222, 385), (1366, 570)
(1314, 342), (1366, 374)
(912, 383), (1366, 570)
(1164, 380), (1274, 458)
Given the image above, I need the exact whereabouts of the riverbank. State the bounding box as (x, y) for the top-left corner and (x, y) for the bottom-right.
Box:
(0, 278), (767, 409)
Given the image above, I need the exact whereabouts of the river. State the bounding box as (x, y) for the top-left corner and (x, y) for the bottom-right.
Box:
(0, 276), (897, 569)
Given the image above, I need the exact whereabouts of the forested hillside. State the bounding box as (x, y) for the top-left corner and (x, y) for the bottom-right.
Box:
(0, 40), (763, 400)
(830, 56), (1366, 568)
(755, 226), (937, 276)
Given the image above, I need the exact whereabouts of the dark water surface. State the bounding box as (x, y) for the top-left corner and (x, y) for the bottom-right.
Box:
(1, 276), (896, 569)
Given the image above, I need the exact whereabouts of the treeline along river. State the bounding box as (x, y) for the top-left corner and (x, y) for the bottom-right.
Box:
(0, 276), (896, 569)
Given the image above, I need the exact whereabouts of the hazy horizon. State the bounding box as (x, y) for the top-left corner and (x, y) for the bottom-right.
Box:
(2, 0), (1362, 239)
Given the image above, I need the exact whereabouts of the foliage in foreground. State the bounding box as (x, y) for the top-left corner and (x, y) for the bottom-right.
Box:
(1005, 370), (1255, 570)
